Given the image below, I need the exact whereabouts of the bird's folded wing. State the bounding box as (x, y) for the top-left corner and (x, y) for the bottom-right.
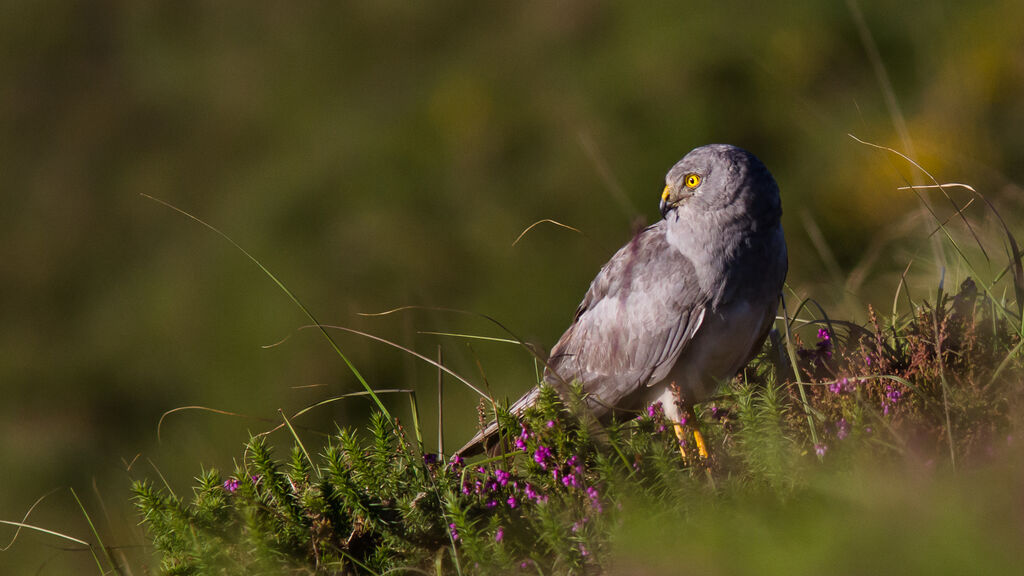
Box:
(544, 221), (707, 413)
(457, 222), (707, 456)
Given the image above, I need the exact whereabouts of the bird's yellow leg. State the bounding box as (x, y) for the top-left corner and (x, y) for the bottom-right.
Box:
(693, 428), (709, 460)
(672, 423), (688, 459)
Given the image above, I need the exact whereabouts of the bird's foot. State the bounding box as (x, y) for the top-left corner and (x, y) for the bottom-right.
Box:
(673, 423), (709, 461)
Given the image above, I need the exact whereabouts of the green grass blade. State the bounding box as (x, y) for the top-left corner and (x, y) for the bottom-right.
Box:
(141, 193), (391, 420)
(780, 297), (820, 451)
(70, 487), (114, 574)
(278, 409), (320, 480)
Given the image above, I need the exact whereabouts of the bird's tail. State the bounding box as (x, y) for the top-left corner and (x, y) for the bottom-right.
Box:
(455, 386), (542, 457)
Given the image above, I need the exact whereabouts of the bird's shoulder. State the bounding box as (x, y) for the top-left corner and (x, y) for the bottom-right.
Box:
(573, 220), (701, 320)
(543, 219), (708, 407)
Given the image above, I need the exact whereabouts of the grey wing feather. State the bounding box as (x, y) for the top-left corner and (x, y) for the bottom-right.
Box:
(456, 221), (706, 456)
(542, 221), (707, 416)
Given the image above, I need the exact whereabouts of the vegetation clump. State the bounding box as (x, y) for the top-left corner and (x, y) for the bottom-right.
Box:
(133, 275), (1024, 575)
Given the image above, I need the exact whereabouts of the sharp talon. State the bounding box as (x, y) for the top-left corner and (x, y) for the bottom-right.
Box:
(673, 423), (688, 460)
(694, 429), (709, 460)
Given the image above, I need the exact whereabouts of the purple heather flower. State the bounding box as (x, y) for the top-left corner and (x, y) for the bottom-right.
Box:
(423, 453), (438, 465)
(515, 425), (530, 450)
(495, 468), (511, 487)
(523, 482), (547, 503)
(546, 420), (555, 428)
(486, 499), (498, 509)
(817, 328), (830, 341)
(495, 527), (504, 543)
(533, 445), (552, 469)
(679, 414), (688, 426)
(448, 523), (459, 541)
(814, 443), (828, 457)
(223, 478), (239, 492)
(507, 495), (518, 508)
(524, 483), (538, 500)
(450, 454), (464, 467)
(567, 455), (584, 475)
(561, 473), (578, 488)
(882, 383), (904, 415)
(828, 377), (848, 394)
(837, 418), (850, 440)
(647, 401), (664, 419)
(579, 544), (590, 557)
(586, 485), (599, 501)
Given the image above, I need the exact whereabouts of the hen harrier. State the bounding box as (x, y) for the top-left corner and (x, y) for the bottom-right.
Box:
(462, 144), (787, 457)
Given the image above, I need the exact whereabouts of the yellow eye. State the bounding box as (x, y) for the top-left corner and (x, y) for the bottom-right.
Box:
(685, 173), (701, 189)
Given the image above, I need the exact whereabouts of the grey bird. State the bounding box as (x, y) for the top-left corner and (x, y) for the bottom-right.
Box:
(461, 143), (787, 455)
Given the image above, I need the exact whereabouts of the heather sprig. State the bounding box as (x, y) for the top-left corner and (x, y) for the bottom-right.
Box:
(131, 278), (1024, 575)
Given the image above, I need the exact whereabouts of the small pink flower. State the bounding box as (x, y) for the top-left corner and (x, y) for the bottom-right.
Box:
(533, 446), (552, 469)
(837, 418), (850, 440)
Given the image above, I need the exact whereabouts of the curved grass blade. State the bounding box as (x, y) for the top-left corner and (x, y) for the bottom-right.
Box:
(140, 193), (390, 419)
(0, 489), (67, 551)
(308, 324), (491, 399)
(256, 389), (414, 438)
(157, 405), (276, 443)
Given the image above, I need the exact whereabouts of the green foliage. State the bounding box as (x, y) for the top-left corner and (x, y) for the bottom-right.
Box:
(133, 280), (1024, 574)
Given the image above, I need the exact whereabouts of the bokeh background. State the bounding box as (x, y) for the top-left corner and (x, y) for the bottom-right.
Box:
(2, 0), (1023, 572)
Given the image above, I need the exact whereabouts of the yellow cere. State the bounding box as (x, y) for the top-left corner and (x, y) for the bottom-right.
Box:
(685, 173), (701, 188)
(662, 184), (671, 201)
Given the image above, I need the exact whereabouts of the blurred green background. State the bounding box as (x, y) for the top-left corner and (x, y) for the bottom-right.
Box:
(2, 0), (1023, 572)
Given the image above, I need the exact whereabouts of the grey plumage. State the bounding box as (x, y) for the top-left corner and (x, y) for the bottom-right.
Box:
(460, 143), (787, 454)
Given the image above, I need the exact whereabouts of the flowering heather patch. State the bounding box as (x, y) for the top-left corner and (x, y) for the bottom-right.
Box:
(132, 279), (1024, 574)
(785, 278), (1024, 465)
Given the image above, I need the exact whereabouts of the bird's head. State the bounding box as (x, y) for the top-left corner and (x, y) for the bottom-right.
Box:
(659, 144), (780, 221)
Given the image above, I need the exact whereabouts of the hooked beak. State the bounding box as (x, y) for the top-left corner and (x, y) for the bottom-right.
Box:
(660, 185), (692, 218)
